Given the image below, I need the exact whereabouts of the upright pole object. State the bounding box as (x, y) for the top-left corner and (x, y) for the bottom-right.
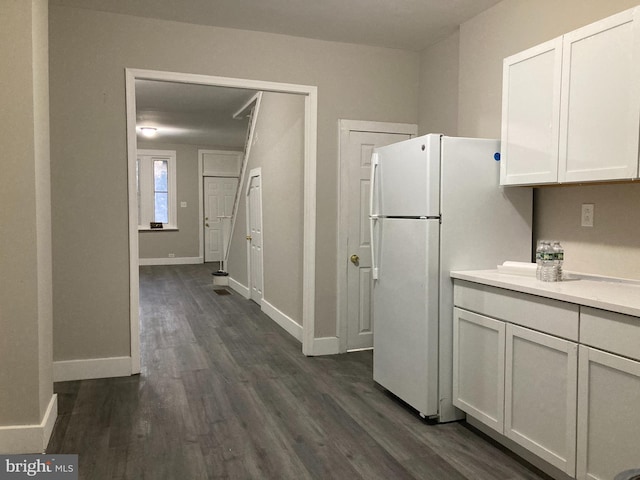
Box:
(214, 215), (232, 276)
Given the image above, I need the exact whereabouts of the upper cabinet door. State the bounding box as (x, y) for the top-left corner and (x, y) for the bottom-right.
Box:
(501, 38), (563, 186)
(559, 8), (640, 183)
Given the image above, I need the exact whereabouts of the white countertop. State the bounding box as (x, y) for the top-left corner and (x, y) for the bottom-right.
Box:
(450, 269), (640, 318)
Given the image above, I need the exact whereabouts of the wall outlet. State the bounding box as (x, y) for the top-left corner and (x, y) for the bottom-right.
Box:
(168, 253), (175, 258)
(581, 203), (594, 227)
(180, 201), (187, 208)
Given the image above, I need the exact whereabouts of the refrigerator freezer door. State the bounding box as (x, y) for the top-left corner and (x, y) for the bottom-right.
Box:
(372, 217), (440, 417)
(372, 134), (441, 218)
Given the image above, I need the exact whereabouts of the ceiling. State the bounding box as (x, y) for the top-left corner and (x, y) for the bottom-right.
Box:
(58, 0), (503, 146)
(135, 80), (255, 147)
(51, 0), (501, 52)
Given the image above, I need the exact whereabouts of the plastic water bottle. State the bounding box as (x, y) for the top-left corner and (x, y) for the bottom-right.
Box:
(552, 241), (564, 281)
(535, 241), (545, 280)
(541, 241), (556, 282)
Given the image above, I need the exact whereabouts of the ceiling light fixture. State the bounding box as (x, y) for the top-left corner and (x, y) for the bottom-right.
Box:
(140, 127), (157, 138)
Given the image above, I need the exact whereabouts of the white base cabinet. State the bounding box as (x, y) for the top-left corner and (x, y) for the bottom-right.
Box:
(453, 306), (578, 477)
(453, 279), (640, 480)
(576, 347), (640, 480)
(505, 325), (577, 476)
(453, 308), (505, 432)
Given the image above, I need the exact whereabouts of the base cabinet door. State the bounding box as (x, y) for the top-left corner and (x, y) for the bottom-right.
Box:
(453, 308), (505, 432)
(504, 325), (578, 476)
(576, 346), (640, 480)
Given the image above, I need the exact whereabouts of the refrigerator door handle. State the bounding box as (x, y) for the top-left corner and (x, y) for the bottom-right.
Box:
(370, 217), (379, 280)
(369, 152), (379, 218)
(370, 153), (380, 280)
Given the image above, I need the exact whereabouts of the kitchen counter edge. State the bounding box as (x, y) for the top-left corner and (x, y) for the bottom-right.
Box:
(450, 269), (640, 319)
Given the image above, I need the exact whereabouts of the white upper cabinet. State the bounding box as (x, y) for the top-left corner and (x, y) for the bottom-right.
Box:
(501, 7), (640, 186)
(559, 8), (640, 183)
(501, 38), (563, 186)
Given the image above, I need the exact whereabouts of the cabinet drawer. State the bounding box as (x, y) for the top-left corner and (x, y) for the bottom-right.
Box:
(580, 307), (640, 361)
(454, 280), (579, 341)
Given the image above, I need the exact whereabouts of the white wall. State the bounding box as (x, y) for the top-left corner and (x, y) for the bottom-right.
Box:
(418, 0), (640, 280)
(535, 184), (640, 277)
(136, 141), (233, 261)
(228, 92), (305, 324)
(418, 31), (460, 136)
(49, 5), (419, 362)
(0, 0), (55, 448)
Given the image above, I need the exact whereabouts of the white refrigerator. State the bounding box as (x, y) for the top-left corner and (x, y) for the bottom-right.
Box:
(370, 134), (532, 422)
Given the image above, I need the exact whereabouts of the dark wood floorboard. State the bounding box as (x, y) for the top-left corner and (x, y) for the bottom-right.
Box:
(47, 264), (552, 480)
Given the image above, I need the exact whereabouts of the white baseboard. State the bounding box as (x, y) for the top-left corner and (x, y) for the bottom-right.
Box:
(311, 336), (340, 356)
(53, 356), (132, 382)
(138, 256), (203, 266)
(0, 394), (57, 454)
(261, 300), (303, 342)
(228, 277), (250, 298)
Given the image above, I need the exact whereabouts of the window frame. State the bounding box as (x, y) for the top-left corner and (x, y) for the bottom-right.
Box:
(137, 149), (177, 230)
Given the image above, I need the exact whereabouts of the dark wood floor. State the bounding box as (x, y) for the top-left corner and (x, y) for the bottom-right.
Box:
(47, 264), (550, 479)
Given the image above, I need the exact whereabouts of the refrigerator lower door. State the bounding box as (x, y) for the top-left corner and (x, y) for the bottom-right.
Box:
(372, 217), (440, 417)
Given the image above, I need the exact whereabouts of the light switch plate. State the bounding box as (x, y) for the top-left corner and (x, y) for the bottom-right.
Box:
(581, 203), (594, 227)
(180, 201), (187, 208)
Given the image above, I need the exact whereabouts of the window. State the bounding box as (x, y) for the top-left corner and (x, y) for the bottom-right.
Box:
(137, 150), (177, 229)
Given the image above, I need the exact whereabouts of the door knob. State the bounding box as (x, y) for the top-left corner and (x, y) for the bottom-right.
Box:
(205, 223), (209, 227)
(350, 254), (359, 265)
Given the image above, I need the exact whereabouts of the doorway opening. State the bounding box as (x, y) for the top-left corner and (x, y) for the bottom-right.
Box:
(126, 69), (318, 373)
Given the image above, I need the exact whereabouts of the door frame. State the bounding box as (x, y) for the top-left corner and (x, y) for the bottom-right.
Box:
(337, 120), (418, 353)
(246, 168), (264, 304)
(126, 68), (318, 373)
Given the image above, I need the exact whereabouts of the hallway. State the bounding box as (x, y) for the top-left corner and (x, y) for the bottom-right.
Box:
(47, 264), (548, 479)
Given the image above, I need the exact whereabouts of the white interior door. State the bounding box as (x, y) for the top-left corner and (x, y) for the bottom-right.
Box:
(204, 177), (238, 263)
(247, 172), (263, 304)
(344, 128), (414, 351)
